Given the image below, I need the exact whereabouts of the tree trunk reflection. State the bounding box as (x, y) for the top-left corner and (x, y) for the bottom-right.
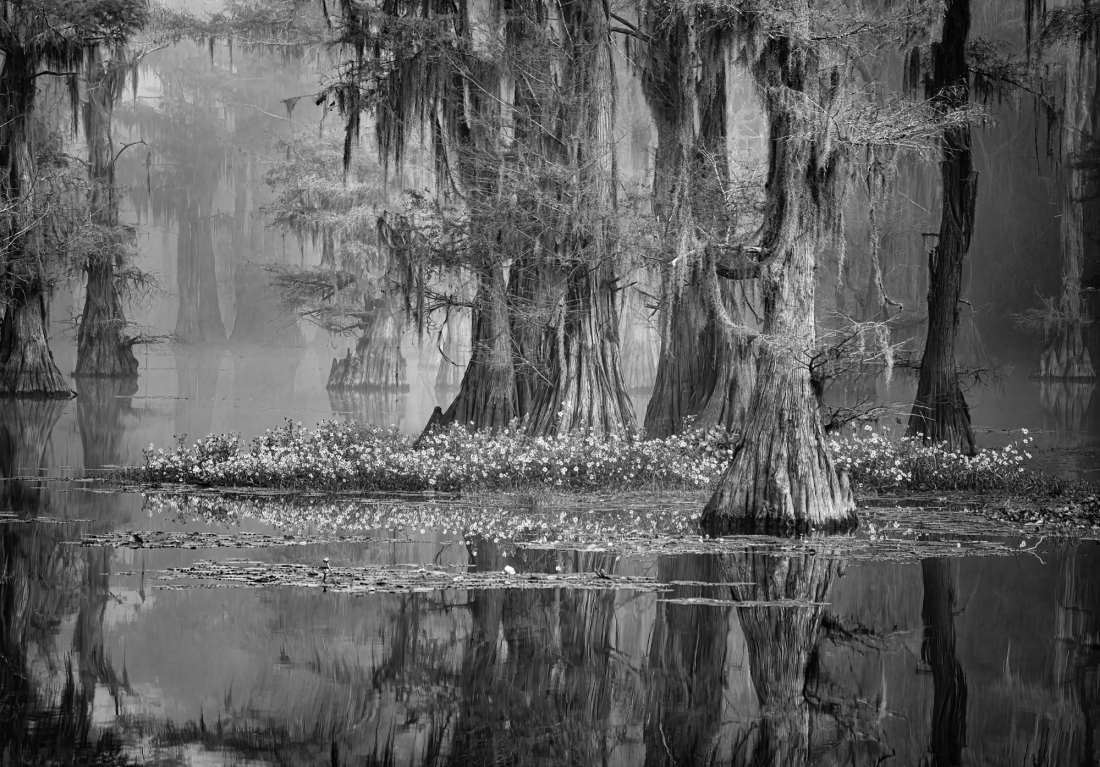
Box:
(723, 550), (839, 767)
(920, 557), (967, 766)
(644, 554), (731, 766)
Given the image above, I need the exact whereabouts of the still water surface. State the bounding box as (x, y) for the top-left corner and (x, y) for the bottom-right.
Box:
(2, 346), (1099, 765)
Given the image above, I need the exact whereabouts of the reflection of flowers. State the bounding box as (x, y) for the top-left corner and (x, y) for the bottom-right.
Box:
(143, 490), (702, 547)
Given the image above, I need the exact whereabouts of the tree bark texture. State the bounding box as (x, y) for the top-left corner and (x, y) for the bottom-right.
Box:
(0, 288), (72, 397)
(519, 0), (636, 438)
(525, 262), (637, 436)
(1037, 46), (1097, 379)
(508, 257), (556, 418)
(921, 558), (967, 767)
(0, 47), (70, 397)
(76, 258), (138, 378)
(702, 32), (855, 532)
(436, 265), (517, 431)
(907, 0), (978, 454)
(646, 270), (756, 439)
(641, 12), (758, 440)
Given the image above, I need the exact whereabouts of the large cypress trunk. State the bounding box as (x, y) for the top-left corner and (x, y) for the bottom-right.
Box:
(75, 48), (138, 379)
(435, 265), (516, 431)
(508, 257), (556, 419)
(0, 288), (72, 397)
(1037, 49), (1096, 380)
(525, 262), (636, 435)
(701, 37), (855, 532)
(641, 14), (758, 440)
(907, 0), (978, 454)
(646, 271), (755, 438)
(702, 273), (853, 532)
(76, 257), (137, 378)
(522, 0), (636, 437)
(0, 50), (70, 397)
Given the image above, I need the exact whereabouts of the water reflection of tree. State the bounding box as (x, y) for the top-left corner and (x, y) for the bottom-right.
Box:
(76, 377), (139, 471)
(1040, 381), (1097, 445)
(0, 399), (66, 516)
(0, 525), (133, 764)
(1038, 381), (1099, 479)
(1028, 545), (1100, 765)
(327, 388), (408, 431)
(920, 558), (967, 767)
(722, 550), (839, 766)
(173, 347), (223, 441)
(643, 554), (730, 766)
(447, 540), (630, 765)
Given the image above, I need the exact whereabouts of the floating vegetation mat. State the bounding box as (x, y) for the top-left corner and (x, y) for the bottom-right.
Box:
(1, 512), (91, 525)
(78, 527), (1023, 562)
(75, 530), (406, 549)
(156, 560), (665, 594)
(64, 491), (1046, 597)
(147, 530), (1025, 596)
(517, 532), (1024, 562)
(138, 489), (704, 545)
(124, 489), (1050, 551)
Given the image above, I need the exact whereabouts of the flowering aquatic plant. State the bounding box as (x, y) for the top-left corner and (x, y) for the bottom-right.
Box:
(136, 420), (731, 492)
(828, 425), (1051, 493)
(133, 419), (1052, 495)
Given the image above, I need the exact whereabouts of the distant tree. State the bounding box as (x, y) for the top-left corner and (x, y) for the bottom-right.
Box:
(0, 0), (147, 396)
(74, 45), (144, 379)
(262, 127), (407, 391)
(905, 0), (980, 454)
(117, 1), (323, 350)
(1033, 3), (1099, 380)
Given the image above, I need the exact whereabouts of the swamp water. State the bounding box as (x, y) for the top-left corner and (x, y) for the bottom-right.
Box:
(2, 348), (1099, 765)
